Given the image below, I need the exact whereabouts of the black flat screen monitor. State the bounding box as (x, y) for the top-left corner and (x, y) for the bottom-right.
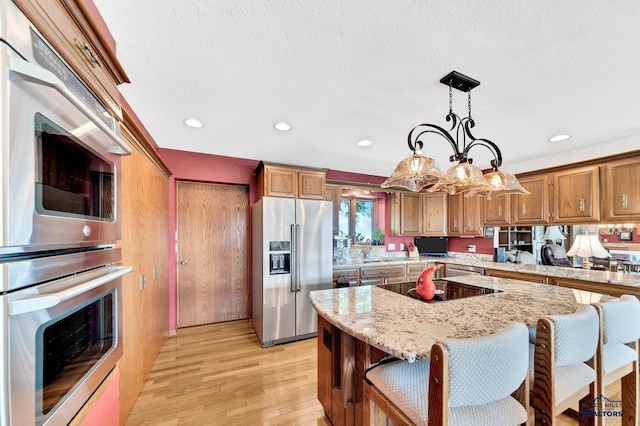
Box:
(414, 236), (449, 257)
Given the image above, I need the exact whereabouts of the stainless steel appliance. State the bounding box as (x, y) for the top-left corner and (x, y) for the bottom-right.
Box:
(1, 248), (131, 426)
(1, 0), (131, 257)
(0, 2), (132, 424)
(251, 197), (333, 347)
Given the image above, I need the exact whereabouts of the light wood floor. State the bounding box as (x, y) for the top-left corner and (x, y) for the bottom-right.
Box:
(125, 320), (330, 425)
(125, 320), (622, 426)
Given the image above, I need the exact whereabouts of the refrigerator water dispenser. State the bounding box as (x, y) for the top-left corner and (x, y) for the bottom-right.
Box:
(269, 253), (290, 274)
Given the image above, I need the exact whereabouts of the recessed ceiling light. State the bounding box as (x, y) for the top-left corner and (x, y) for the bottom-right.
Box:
(184, 118), (204, 128)
(548, 134), (571, 142)
(356, 139), (373, 147)
(274, 121), (292, 131)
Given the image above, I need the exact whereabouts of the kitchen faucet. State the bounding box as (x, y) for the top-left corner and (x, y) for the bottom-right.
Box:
(362, 239), (372, 259)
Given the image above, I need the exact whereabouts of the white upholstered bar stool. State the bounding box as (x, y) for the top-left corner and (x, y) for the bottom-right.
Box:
(530, 304), (600, 425)
(363, 322), (530, 426)
(593, 295), (640, 426)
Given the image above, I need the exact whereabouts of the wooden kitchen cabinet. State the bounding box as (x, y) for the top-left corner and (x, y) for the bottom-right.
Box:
(332, 268), (359, 287)
(359, 265), (406, 285)
(388, 192), (422, 236)
(484, 268), (549, 284)
(119, 110), (171, 423)
(446, 282), (483, 300)
(602, 157), (640, 221)
(406, 262), (428, 281)
(553, 166), (600, 223)
(484, 194), (511, 226)
(512, 174), (551, 225)
(256, 162), (326, 199)
(421, 192), (448, 235)
(13, 0), (129, 120)
(325, 184), (342, 236)
(448, 193), (483, 236)
(389, 192), (446, 236)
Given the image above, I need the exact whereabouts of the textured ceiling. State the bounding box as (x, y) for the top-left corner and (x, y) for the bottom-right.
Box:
(93, 0), (640, 178)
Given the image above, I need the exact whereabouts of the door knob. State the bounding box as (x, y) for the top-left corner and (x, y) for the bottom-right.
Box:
(179, 260), (188, 265)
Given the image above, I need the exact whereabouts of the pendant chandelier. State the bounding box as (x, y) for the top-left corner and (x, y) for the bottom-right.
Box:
(381, 71), (529, 199)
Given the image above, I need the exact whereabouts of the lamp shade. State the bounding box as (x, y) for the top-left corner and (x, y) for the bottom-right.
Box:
(426, 161), (490, 195)
(380, 153), (444, 192)
(542, 226), (566, 241)
(566, 234), (611, 259)
(464, 170), (531, 198)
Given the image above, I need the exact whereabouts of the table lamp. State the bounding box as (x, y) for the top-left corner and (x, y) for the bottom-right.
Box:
(566, 233), (611, 269)
(542, 226), (566, 244)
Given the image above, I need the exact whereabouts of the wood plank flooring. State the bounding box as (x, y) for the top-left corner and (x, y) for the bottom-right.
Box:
(125, 320), (622, 426)
(125, 320), (330, 425)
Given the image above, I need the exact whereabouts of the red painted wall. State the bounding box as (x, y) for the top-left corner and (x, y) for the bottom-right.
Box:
(79, 372), (119, 426)
(448, 235), (494, 255)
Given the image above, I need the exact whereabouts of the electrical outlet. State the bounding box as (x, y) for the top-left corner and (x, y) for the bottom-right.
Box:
(468, 245), (476, 253)
(388, 243), (396, 251)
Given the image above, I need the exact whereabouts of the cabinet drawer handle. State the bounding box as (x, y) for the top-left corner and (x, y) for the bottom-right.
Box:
(622, 194), (628, 209)
(579, 197), (585, 212)
(75, 39), (99, 68)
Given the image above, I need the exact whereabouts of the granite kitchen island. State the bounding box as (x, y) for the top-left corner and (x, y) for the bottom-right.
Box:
(310, 275), (616, 424)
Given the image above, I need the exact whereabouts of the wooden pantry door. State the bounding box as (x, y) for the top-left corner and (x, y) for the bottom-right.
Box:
(176, 181), (249, 327)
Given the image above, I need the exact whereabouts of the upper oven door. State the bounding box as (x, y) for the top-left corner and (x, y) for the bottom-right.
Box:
(2, 38), (131, 254)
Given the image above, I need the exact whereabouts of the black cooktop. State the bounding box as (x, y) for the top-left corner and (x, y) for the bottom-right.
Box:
(377, 280), (500, 303)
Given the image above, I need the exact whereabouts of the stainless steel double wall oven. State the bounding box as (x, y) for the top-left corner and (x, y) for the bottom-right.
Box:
(1, 1), (132, 425)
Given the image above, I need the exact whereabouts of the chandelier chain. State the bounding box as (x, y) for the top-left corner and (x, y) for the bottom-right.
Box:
(468, 91), (472, 119)
(448, 84), (453, 114)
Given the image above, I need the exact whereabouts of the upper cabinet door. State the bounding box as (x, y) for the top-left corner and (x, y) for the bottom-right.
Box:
(399, 193), (422, 235)
(447, 194), (463, 236)
(297, 170), (325, 199)
(603, 157), (640, 221)
(421, 193), (447, 236)
(484, 195), (511, 226)
(462, 195), (483, 236)
(264, 166), (298, 198)
(324, 184), (342, 235)
(512, 175), (551, 225)
(553, 166), (600, 223)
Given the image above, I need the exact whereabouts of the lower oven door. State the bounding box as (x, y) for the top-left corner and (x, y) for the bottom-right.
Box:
(3, 265), (131, 426)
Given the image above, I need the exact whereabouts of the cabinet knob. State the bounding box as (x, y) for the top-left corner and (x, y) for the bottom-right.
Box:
(179, 260), (188, 265)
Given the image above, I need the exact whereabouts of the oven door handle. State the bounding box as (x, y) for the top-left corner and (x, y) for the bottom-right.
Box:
(8, 55), (132, 155)
(9, 266), (133, 316)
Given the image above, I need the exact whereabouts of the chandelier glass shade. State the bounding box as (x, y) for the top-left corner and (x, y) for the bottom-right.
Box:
(381, 152), (444, 193)
(381, 71), (528, 198)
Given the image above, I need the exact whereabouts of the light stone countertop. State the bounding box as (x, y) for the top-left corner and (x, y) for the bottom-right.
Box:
(309, 275), (616, 363)
(333, 255), (640, 288)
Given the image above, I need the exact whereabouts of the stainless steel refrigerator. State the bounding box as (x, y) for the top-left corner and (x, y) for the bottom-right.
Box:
(251, 197), (333, 347)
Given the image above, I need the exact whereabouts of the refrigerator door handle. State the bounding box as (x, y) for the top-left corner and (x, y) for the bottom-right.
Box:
(290, 224), (297, 293)
(296, 224), (301, 291)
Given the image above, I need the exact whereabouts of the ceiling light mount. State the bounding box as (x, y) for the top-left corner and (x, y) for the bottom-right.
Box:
(381, 70), (529, 198)
(439, 71), (480, 93)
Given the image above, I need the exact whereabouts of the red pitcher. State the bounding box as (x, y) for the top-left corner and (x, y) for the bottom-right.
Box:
(416, 265), (437, 300)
